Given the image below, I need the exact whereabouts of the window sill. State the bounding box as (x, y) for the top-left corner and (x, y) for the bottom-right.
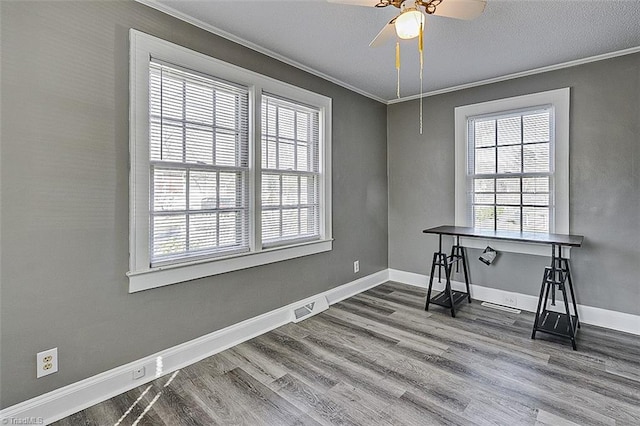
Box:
(127, 239), (333, 293)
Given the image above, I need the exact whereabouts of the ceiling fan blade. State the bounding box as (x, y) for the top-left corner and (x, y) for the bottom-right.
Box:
(369, 20), (396, 47)
(326, 0), (381, 7)
(432, 0), (486, 21)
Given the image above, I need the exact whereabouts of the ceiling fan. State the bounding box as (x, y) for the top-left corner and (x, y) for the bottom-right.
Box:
(328, 0), (487, 47)
(328, 0), (486, 133)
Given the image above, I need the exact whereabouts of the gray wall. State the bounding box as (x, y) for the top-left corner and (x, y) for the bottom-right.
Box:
(0, 1), (388, 408)
(388, 53), (640, 316)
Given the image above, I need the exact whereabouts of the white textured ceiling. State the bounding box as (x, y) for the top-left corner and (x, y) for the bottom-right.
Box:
(149, 0), (640, 102)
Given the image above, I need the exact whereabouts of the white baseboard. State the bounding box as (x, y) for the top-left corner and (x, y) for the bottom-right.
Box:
(0, 270), (389, 425)
(388, 268), (640, 336)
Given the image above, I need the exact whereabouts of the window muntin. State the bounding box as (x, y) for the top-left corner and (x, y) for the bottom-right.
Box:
(149, 61), (250, 266)
(467, 107), (554, 233)
(261, 95), (320, 247)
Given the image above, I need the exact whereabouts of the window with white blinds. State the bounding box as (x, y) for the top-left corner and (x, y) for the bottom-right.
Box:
(261, 95), (320, 247)
(454, 88), (569, 256)
(149, 61), (250, 266)
(468, 107), (554, 233)
(129, 30), (332, 291)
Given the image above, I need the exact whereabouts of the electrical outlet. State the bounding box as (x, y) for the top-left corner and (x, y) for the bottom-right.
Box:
(132, 366), (146, 380)
(353, 260), (360, 273)
(37, 348), (58, 378)
(503, 295), (517, 307)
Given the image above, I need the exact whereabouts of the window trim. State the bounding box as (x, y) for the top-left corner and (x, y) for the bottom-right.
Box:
(128, 29), (332, 292)
(454, 88), (570, 256)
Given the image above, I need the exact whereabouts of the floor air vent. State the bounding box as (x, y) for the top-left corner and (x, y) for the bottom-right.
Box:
(292, 296), (329, 323)
(481, 301), (521, 314)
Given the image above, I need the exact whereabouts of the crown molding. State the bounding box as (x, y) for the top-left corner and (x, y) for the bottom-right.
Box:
(134, 0), (387, 104)
(388, 45), (640, 104)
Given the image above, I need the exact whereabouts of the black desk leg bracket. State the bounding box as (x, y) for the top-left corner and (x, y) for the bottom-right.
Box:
(425, 235), (472, 317)
(532, 244), (580, 350)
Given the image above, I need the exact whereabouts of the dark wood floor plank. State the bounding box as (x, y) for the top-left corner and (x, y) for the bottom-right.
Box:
(337, 297), (396, 316)
(463, 399), (537, 426)
(277, 321), (313, 340)
(271, 374), (360, 426)
(535, 408), (583, 426)
(246, 333), (340, 393)
(366, 288), (425, 310)
(54, 281), (640, 426)
(220, 343), (288, 385)
(289, 314), (401, 355)
(203, 367), (309, 426)
(180, 374), (258, 425)
(324, 382), (397, 426)
(265, 330), (408, 400)
(378, 281), (429, 298)
(352, 292), (431, 318)
(389, 390), (476, 426)
(103, 383), (169, 426)
(325, 305), (450, 352)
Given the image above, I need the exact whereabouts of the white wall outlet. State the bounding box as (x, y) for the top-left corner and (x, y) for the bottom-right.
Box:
(353, 260), (360, 273)
(503, 294), (517, 307)
(132, 366), (146, 380)
(36, 348), (58, 378)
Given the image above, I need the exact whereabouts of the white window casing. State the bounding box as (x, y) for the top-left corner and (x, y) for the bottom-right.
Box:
(129, 30), (332, 292)
(454, 88), (570, 256)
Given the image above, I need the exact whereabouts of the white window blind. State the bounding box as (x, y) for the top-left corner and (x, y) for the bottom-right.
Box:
(149, 60), (250, 266)
(261, 94), (320, 247)
(468, 107), (554, 233)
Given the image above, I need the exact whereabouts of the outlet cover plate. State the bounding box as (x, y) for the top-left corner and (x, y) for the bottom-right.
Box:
(37, 348), (58, 378)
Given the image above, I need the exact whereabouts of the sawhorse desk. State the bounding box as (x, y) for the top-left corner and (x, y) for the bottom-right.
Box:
(423, 225), (584, 350)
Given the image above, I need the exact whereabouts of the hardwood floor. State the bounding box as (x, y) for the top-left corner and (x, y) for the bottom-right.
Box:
(54, 282), (640, 425)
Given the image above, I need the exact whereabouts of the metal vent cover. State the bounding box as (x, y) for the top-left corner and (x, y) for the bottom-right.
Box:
(292, 296), (329, 323)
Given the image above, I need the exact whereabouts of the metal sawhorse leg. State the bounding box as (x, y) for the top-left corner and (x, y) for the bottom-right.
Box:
(531, 243), (580, 350)
(425, 235), (472, 317)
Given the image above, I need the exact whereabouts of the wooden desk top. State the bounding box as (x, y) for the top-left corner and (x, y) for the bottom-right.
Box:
(423, 225), (584, 247)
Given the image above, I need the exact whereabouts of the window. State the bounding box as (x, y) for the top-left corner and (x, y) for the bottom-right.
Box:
(149, 61), (250, 266)
(261, 95), (321, 247)
(468, 107), (553, 233)
(455, 89), (569, 256)
(129, 30), (332, 292)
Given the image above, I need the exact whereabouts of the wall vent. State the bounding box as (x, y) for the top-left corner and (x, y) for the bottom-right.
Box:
(291, 296), (329, 323)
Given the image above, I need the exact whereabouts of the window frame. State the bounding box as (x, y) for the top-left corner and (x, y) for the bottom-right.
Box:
(129, 30), (332, 292)
(454, 88), (570, 256)
(467, 105), (555, 233)
(148, 60), (252, 267)
(260, 94), (323, 248)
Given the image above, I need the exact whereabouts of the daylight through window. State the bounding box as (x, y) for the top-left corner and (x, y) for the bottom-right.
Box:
(261, 95), (320, 247)
(468, 107), (553, 233)
(149, 62), (250, 266)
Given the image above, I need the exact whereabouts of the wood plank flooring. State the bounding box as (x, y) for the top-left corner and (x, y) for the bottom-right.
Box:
(54, 282), (640, 425)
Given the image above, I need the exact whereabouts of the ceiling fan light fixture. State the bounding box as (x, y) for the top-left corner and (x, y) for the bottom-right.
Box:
(394, 8), (425, 39)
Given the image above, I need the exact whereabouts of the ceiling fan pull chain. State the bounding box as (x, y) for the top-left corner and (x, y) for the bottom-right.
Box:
(396, 41), (401, 98)
(419, 22), (424, 134)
